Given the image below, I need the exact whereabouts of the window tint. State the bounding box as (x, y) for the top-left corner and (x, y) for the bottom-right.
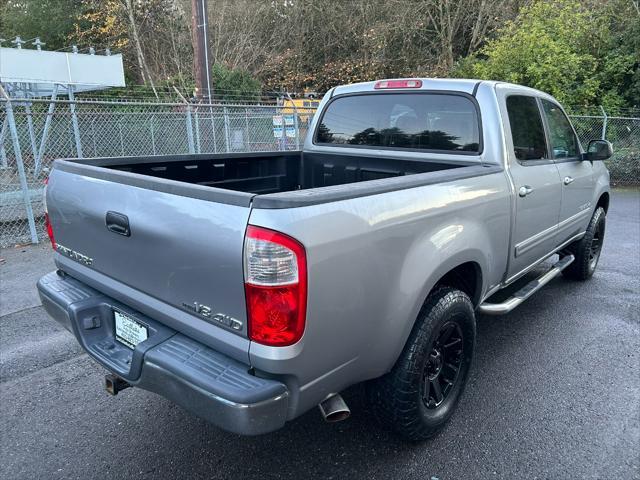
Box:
(506, 96), (547, 161)
(315, 93), (480, 153)
(541, 100), (580, 158)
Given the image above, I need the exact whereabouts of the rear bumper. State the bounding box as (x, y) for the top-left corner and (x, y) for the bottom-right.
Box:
(37, 270), (289, 435)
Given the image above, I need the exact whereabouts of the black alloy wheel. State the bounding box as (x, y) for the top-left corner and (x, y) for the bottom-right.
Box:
(421, 321), (464, 409)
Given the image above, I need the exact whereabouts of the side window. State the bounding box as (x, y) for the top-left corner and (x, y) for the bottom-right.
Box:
(506, 96), (547, 161)
(541, 100), (580, 159)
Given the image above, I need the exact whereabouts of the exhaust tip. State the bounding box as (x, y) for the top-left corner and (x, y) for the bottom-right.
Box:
(318, 393), (350, 423)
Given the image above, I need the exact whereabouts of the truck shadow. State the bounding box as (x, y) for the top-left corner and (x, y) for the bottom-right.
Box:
(127, 261), (606, 479)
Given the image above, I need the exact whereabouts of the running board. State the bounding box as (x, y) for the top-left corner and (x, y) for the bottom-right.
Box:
(478, 255), (575, 315)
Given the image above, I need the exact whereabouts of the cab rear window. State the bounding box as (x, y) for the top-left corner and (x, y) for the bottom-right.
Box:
(314, 93), (480, 153)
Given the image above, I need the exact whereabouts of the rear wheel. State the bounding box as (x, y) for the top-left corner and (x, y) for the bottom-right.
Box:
(562, 207), (606, 281)
(366, 287), (476, 441)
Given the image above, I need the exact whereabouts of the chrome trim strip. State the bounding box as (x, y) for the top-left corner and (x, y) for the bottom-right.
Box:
(514, 208), (590, 258)
(515, 222), (557, 257)
(505, 231), (585, 285)
(557, 208), (591, 234)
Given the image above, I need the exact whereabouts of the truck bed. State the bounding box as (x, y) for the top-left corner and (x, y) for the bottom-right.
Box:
(96, 151), (467, 195)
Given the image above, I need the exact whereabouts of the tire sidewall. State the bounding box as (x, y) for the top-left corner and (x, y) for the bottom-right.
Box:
(414, 290), (476, 429)
(586, 209), (606, 275)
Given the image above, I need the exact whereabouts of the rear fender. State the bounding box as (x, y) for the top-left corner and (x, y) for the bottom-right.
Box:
(379, 221), (492, 375)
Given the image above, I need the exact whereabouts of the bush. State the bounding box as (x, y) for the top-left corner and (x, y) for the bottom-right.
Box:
(607, 148), (640, 186)
(210, 64), (262, 103)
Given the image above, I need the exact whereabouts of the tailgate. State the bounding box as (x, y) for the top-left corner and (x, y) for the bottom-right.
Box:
(46, 162), (253, 345)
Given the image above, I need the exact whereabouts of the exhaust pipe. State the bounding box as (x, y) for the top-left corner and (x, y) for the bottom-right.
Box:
(105, 374), (131, 396)
(318, 393), (350, 423)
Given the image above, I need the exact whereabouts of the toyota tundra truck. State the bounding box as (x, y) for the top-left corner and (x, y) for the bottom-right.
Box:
(37, 79), (612, 440)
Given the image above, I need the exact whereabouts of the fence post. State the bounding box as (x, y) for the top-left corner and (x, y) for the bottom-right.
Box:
(194, 108), (201, 153)
(0, 114), (8, 169)
(91, 117), (97, 157)
(223, 106), (231, 153)
(209, 105), (217, 154)
(150, 115), (156, 155)
(244, 109), (250, 151)
(172, 86), (196, 154)
(35, 84), (58, 175)
(25, 103), (38, 164)
(0, 85), (39, 244)
(285, 92), (300, 150)
(600, 106), (608, 140)
(67, 86), (83, 158)
(185, 104), (196, 154)
(277, 106), (284, 152)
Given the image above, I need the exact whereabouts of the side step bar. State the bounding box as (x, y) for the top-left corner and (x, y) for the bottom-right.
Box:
(478, 255), (575, 315)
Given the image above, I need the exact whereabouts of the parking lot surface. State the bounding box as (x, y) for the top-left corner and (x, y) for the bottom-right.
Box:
(1, 190), (638, 480)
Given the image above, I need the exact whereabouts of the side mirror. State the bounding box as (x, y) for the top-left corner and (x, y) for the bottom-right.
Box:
(585, 139), (613, 161)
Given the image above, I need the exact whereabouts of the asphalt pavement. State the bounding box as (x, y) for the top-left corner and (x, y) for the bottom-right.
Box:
(1, 190), (638, 480)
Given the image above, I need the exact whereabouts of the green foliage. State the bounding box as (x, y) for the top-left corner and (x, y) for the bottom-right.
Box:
(2, 0), (637, 110)
(458, 0), (638, 110)
(210, 63), (261, 102)
(600, 0), (640, 109)
(0, 0), (82, 51)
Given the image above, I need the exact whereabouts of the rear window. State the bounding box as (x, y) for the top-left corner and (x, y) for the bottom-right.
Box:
(314, 93), (480, 153)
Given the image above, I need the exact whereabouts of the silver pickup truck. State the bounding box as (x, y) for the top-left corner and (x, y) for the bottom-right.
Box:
(38, 78), (611, 440)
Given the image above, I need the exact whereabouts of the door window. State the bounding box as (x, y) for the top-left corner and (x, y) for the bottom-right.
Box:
(506, 96), (548, 161)
(541, 100), (580, 159)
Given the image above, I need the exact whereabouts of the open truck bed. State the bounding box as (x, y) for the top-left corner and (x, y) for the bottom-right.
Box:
(76, 151), (469, 195)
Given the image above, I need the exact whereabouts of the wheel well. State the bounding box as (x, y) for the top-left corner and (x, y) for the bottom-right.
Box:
(596, 192), (610, 213)
(433, 262), (482, 306)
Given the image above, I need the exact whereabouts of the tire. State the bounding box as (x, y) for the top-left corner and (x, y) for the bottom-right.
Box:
(561, 207), (606, 281)
(366, 287), (476, 441)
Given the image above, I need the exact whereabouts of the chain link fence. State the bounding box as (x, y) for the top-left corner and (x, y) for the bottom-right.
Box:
(570, 113), (640, 186)
(0, 98), (315, 246)
(1, 97), (638, 247)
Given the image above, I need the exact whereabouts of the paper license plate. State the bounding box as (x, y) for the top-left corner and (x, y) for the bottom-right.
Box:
(114, 310), (148, 349)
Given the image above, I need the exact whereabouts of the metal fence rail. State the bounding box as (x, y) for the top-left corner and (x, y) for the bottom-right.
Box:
(1, 97), (638, 247)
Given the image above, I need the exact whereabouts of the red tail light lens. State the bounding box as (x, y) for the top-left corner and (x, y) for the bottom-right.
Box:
(43, 178), (56, 248)
(244, 226), (307, 346)
(44, 213), (56, 248)
(374, 79), (422, 89)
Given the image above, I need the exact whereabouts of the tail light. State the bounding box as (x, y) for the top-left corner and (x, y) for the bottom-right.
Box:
(244, 226), (307, 346)
(374, 79), (422, 89)
(43, 178), (56, 248)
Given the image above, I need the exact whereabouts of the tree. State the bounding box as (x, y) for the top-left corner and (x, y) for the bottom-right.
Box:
(596, 0), (640, 109)
(460, 0), (639, 109)
(0, 0), (82, 51)
(123, 0), (157, 97)
(72, 0), (191, 91)
(3, 0), (636, 110)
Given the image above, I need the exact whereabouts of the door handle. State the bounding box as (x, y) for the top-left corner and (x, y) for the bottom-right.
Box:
(563, 176), (574, 185)
(105, 211), (131, 237)
(518, 185), (533, 197)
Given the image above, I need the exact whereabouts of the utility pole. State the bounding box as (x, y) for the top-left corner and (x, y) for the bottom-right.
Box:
(191, 0), (212, 103)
